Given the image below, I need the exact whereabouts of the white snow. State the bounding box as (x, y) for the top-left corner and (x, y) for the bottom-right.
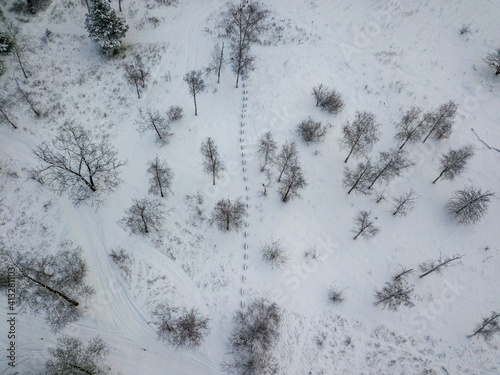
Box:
(1, 0), (499, 374)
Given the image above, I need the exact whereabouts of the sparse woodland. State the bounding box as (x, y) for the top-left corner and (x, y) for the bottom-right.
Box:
(0, 0), (498, 373)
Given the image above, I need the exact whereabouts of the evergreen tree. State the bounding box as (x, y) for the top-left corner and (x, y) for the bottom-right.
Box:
(85, 0), (128, 54)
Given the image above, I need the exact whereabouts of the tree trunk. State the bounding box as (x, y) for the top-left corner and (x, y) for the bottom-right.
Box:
(432, 170), (445, 184)
(15, 49), (28, 79)
(0, 108), (17, 129)
(399, 137), (409, 150)
(68, 363), (92, 375)
(193, 93), (198, 116)
(135, 81), (141, 99)
(217, 42), (224, 84)
(353, 230), (362, 240)
(140, 212), (149, 233)
(282, 184), (292, 202)
(20, 271), (79, 306)
(344, 147), (355, 163)
(119, 0), (122, 12)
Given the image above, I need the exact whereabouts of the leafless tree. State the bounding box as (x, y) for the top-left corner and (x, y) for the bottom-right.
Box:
(46, 336), (111, 375)
(0, 94), (17, 129)
(374, 278), (414, 311)
(3, 23), (29, 79)
(352, 210), (379, 240)
(422, 101), (458, 143)
(33, 123), (125, 206)
(278, 164), (306, 202)
(201, 137), (225, 185)
(311, 84), (344, 114)
(418, 253), (464, 278)
(124, 57), (150, 99)
(446, 186), (494, 224)
(147, 156), (173, 198)
(211, 198), (246, 232)
(296, 117), (328, 144)
(224, 298), (281, 375)
(166, 105), (183, 122)
(275, 140), (298, 183)
(222, 0), (269, 87)
(433, 145), (474, 184)
(257, 131), (277, 172)
(16, 80), (42, 117)
(261, 241), (289, 269)
(343, 159), (374, 195)
(120, 198), (166, 235)
(484, 49), (500, 75)
(468, 312), (500, 340)
(392, 189), (418, 216)
(374, 189), (387, 204)
(0, 246), (94, 331)
(339, 111), (380, 163)
(136, 108), (172, 144)
(394, 107), (426, 149)
(208, 42), (225, 83)
(184, 70), (206, 116)
(368, 148), (414, 190)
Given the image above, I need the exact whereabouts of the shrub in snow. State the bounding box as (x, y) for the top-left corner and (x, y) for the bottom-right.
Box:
(261, 241), (289, 269)
(45, 336), (111, 375)
(328, 286), (345, 305)
(85, 0), (128, 54)
(296, 117), (328, 144)
(312, 84), (344, 114)
(167, 105), (183, 122)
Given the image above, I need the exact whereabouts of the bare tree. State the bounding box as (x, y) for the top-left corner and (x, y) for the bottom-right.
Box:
(343, 159), (374, 195)
(46, 336), (111, 375)
(4, 23), (29, 79)
(224, 298), (281, 375)
(374, 189), (387, 204)
(0, 246), (94, 331)
(374, 278), (414, 311)
(261, 241), (289, 269)
(484, 49), (500, 75)
(394, 107), (426, 149)
(468, 312), (500, 340)
(352, 210), (379, 240)
(278, 164), (306, 202)
(311, 84), (344, 114)
(0, 94), (17, 129)
(208, 42), (225, 83)
(211, 198), (246, 232)
(124, 57), (150, 99)
(184, 70), (206, 116)
(120, 198), (166, 235)
(136, 108), (172, 144)
(201, 137), (225, 185)
(419, 254), (464, 278)
(433, 145), (474, 184)
(16, 80), (42, 118)
(147, 156), (173, 198)
(368, 148), (414, 190)
(392, 189), (418, 216)
(296, 117), (328, 144)
(446, 186), (494, 224)
(33, 123), (125, 206)
(275, 140), (298, 183)
(222, 0), (269, 87)
(257, 131), (277, 172)
(422, 101), (458, 143)
(339, 111), (380, 163)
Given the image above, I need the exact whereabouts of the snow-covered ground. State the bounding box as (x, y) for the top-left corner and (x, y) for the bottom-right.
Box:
(1, 0), (499, 373)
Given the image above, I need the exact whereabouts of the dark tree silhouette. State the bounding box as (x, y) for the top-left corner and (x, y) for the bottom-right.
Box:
(343, 159), (374, 195)
(391, 189), (418, 216)
(46, 336), (111, 375)
(120, 198), (166, 235)
(446, 186), (494, 224)
(484, 49), (500, 75)
(275, 141), (298, 183)
(374, 278), (414, 311)
(201, 137), (225, 185)
(311, 84), (344, 114)
(261, 241), (289, 269)
(136, 108), (172, 143)
(0, 246), (94, 331)
(422, 101), (458, 143)
(468, 312), (500, 340)
(339, 111), (380, 163)
(368, 148), (414, 190)
(33, 123), (125, 206)
(419, 254), (464, 278)
(433, 145), (474, 184)
(278, 164), (306, 202)
(211, 198), (246, 232)
(147, 156), (173, 198)
(257, 131), (277, 172)
(394, 107), (426, 149)
(352, 210), (379, 240)
(184, 70), (206, 116)
(296, 117), (328, 144)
